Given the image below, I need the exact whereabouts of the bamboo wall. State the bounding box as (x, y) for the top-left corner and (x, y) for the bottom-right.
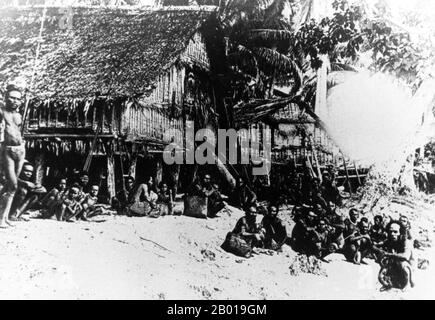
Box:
(121, 104), (184, 144)
(124, 31), (210, 144)
(26, 99), (119, 134)
(140, 31), (210, 106)
(256, 104), (338, 165)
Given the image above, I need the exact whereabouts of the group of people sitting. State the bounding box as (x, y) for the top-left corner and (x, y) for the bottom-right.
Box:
(291, 203), (414, 290)
(222, 168), (415, 291)
(253, 165), (342, 207)
(183, 174), (226, 218)
(2, 161), (416, 290)
(0, 164), (113, 222)
(222, 204), (287, 258)
(112, 175), (174, 218)
(1, 165), (177, 222)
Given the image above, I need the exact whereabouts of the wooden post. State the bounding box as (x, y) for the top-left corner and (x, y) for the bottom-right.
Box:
(354, 161), (362, 186)
(342, 154), (353, 195)
(38, 107), (42, 128)
(33, 153), (46, 186)
(55, 107), (58, 128)
(92, 104), (97, 130)
(309, 135), (322, 182)
(101, 103), (106, 133)
(129, 154), (137, 180)
(47, 101), (51, 126)
(107, 155), (116, 200)
(156, 155), (163, 186)
(171, 164), (180, 198)
(306, 155), (316, 179)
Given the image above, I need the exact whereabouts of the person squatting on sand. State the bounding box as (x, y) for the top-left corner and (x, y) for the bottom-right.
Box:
(290, 202), (415, 290)
(373, 220), (415, 290)
(9, 162), (46, 221)
(112, 175), (170, 217)
(222, 205), (265, 258)
(222, 204), (288, 258)
(186, 174), (225, 218)
(40, 178), (68, 218)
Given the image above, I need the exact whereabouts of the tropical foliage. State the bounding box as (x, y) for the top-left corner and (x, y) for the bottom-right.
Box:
(223, 0), (434, 126)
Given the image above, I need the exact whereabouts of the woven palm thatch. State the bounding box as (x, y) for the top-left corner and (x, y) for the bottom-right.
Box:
(0, 6), (215, 99)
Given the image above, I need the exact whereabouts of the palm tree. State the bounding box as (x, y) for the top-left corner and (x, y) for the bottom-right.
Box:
(224, 0), (364, 127)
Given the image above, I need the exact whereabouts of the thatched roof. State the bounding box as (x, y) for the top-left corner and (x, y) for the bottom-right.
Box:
(0, 6), (215, 99)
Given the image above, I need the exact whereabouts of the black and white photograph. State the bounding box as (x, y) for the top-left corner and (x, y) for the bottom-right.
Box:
(1, 0), (435, 304)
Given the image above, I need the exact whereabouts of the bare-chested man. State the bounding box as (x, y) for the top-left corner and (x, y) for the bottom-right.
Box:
(9, 162), (46, 221)
(0, 84), (25, 229)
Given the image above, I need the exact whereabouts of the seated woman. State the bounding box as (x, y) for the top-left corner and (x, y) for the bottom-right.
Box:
(221, 205), (264, 258)
(128, 176), (158, 217)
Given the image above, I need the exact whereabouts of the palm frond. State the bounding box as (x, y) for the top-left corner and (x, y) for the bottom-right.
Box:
(254, 47), (301, 75)
(229, 44), (260, 79)
(252, 47), (303, 95)
(250, 28), (294, 42)
(233, 96), (294, 124)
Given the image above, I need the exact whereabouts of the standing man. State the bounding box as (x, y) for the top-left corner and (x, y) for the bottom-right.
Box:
(0, 84), (25, 229)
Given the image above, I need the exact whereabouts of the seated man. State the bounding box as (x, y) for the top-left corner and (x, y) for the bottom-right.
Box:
(207, 182), (226, 218)
(185, 174), (224, 218)
(53, 183), (82, 221)
(370, 215), (387, 246)
(287, 176), (303, 206)
(399, 215), (413, 240)
(311, 177), (328, 209)
(321, 171), (341, 205)
(314, 203), (327, 219)
(261, 205), (287, 251)
(374, 221), (415, 290)
(311, 218), (332, 259)
(343, 217), (372, 264)
(9, 162), (47, 221)
(112, 176), (136, 214)
(290, 210), (318, 254)
(222, 205), (264, 258)
(231, 177), (257, 210)
(155, 182), (173, 216)
(343, 208), (360, 239)
(326, 220), (346, 256)
(40, 177), (68, 218)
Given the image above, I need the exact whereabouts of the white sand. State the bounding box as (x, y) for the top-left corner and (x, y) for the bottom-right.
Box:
(0, 203), (434, 300)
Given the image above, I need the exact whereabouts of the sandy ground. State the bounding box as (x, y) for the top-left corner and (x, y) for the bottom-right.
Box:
(0, 202), (434, 300)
